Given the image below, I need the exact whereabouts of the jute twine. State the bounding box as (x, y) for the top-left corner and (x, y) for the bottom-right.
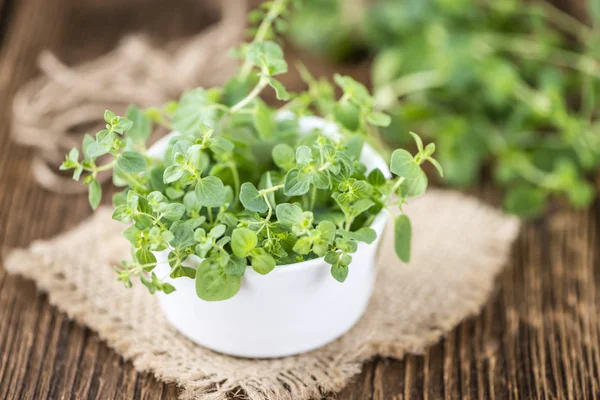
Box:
(5, 189), (520, 400)
(10, 0), (246, 194)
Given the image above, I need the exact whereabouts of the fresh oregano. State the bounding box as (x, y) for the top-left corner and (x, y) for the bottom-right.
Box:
(60, 0), (442, 301)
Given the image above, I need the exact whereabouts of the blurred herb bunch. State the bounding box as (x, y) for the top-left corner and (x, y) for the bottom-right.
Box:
(289, 0), (600, 218)
(60, 0), (441, 300)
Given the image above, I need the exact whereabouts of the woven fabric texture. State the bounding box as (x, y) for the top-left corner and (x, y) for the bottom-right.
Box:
(5, 189), (520, 400)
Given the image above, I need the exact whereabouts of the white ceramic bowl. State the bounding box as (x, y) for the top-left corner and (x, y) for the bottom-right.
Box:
(148, 117), (390, 358)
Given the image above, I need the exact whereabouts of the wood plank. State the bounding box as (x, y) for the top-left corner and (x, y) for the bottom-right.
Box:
(0, 0), (599, 399)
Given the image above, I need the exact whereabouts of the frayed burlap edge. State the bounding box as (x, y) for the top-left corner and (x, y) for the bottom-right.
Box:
(5, 189), (520, 400)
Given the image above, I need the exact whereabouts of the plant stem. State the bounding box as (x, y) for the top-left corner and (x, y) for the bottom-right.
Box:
(309, 185), (317, 211)
(230, 78), (269, 113)
(239, 0), (287, 80)
(259, 183), (284, 195)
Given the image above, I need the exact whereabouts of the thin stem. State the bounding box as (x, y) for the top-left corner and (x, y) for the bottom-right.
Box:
(230, 78), (269, 113)
(239, 0), (287, 80)
(309, 185), (317, 211)
(95, 161), (116, 172)
(229, 161), (241, 198)
(374, 70), (446, 107)
(259, 183), (284, 195)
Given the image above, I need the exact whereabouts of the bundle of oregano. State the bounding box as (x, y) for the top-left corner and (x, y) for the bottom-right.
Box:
(289, 0), (600, 218)
(60, 0), (441, 301)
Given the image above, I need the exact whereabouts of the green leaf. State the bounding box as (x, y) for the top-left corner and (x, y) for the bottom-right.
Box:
(231, 228), (258, 258)
(504, 186), (547, 219)
(161, 203), (186, 221)
(275, 203), (303, 228)
(172, 88), (216, 136)
(86, 141), (110, 158)
(296, 145), (312, 166)
(112, 204), (131, 222)
(240, 182), (268, 213)
(195, 260), (241, 301)
(163, 165), (184, 184)
(367, 168), (386, 186)
(266, 77), (290, 100)
(367, 112), (391, 127)
(170, 224), (195, 249)
(330, 263), (349, 282)
(117, 151), (146, 174)
(195, 176), (226, 208)
(324, 251), (340, 264)
(272, 144), (295, 170)
(224, 256), (246, 277)
(113, 117), (133, 134)
(293, 236), (312, 254)
(316, 221), (336, 242)
(253, 101), (275, 139)
(340, 227), (377, 244)
(136, 248), (157, 272)
(390, 149), (428, 196)
(250, 248), (276, 275)
(88, 179), (102, 210)
(246, 41), (287, 75)
(82, 135), (94, 158)
(334, 99), (360, 131)
(394, 214), (412, 263)
(104, 110), (116, 123)
(284, 169), (310, 196)
(334, 74), (372, 107)
(126, 105), (152, 143)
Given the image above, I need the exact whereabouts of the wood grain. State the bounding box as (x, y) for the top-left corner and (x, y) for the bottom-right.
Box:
(0, 0), (599, 399)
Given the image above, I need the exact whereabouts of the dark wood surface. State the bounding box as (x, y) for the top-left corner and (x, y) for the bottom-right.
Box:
(1, 0), (599, 399)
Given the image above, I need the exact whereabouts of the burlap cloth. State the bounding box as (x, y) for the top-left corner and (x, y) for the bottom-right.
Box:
(5, 189), (519, 400)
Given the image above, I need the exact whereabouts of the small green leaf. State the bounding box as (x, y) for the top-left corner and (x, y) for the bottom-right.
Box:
(366, 112), (392, 127)
(231, 228), (258, 258)
(334, 99), (360, 131)
(250, 248), (276, 274)
(331, 263), (349, 282)
(340, 227), (377, 244)
(394, 214), (412, 263)
(161, 203), (186, 221)
(284, 169), (310, 196)
(253, 101), (275, 139)
(195, 176), (226, 208)
(163, 165), (184, 184)
(113, 117), (133, 134)
(195, 260), (241, 301)
(126, 105), (152, 143)
(172, 88), (216, 136)
(266, 77), (290, 100)
(224, 257), (246, 277)
(171, 224), (195, 249)
(296, 145), (312, 166)
(117, 151), (146, 174)
(246, 41), (287, 75)
(275, 203), (303, 228)
(136, 248), (157, 272)
(272, 144), (295, 170)
(390, 149), (428, 197)
(86, 141), (110, 158)
(240, 182), (268, 213)
(88, 179), (102, 210)
(316, 221), (336, 242)
(367, 168), (386, 186)
(292, 236), (312, 254)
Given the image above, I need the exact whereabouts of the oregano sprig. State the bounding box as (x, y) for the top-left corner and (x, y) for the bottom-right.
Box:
(60, 0), (441, 301)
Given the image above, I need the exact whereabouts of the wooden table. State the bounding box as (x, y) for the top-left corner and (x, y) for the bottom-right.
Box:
(0, 0), (598, 398)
